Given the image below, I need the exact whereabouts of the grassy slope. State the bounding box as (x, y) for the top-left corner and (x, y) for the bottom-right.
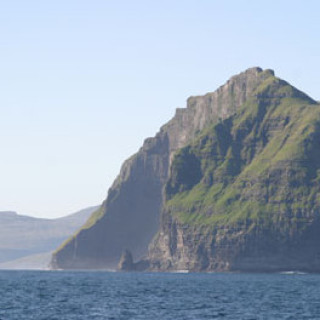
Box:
(166, 76), (320, 228)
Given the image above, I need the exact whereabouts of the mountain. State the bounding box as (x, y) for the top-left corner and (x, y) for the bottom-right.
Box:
(0, 206), (98, 269)
(53, 67), (320, 272)
(53, 67), (310, 270)
(148, 72), (320, 272)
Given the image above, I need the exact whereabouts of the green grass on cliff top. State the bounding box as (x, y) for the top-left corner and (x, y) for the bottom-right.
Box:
(166, 76), (320, 228)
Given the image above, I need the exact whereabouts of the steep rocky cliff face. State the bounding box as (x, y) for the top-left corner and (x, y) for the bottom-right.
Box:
(148, 73), (320, 272)
(52, 67), (274, 269)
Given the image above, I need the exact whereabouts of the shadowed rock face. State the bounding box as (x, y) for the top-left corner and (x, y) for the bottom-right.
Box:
(148, 215), (320, 273)
(52, 67), (290, 270)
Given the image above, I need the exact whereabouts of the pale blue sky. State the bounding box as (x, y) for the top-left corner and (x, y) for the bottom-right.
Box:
(0, 1), (319, 218)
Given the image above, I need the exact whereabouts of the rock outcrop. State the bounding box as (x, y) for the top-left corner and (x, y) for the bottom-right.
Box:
(118, 250), (134, 271)
(117, 249), (149, 271)
(52, 67), (274, 269)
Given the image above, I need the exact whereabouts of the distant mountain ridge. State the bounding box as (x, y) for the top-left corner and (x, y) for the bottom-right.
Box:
(0, 206), (98, 269)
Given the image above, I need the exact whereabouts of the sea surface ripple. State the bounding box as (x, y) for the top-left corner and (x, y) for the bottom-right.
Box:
(0, 271), (319, 319)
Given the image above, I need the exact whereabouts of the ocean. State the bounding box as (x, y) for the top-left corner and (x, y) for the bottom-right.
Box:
(0, 271), (319, 319)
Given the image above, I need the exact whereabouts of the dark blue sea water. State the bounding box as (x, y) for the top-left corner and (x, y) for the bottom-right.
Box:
(0, 271), (320, 319)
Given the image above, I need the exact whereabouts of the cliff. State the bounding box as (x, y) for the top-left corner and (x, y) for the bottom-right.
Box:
(52, 67), (274, 269)
(148, 73), (320, 272)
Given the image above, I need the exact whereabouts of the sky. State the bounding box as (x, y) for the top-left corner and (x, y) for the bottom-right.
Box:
(0, 0), (319, 218)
